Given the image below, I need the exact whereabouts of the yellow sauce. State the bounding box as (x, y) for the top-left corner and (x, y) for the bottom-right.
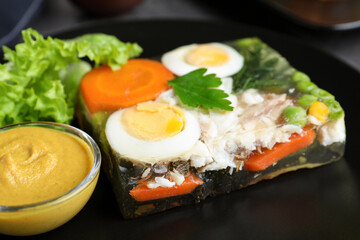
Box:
(0, 126), (93, 206)
(0, 125), (98, 236)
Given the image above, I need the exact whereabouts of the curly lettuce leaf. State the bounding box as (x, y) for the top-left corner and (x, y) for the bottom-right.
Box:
(0, 28), (142, 127)
(66, 33), (142, 70)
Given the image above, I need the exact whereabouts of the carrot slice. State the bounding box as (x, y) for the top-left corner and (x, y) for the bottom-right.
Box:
(244, 127), (316, 171)
(130, 173), (204, 202)
(80, 59), (174, 113)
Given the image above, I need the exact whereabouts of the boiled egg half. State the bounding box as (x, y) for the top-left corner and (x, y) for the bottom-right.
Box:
(161, 42), (244, 78)
(105, 101), (201, 164)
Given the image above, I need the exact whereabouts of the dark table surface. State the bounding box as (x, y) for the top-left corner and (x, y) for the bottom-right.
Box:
(20, 0), (360, 73)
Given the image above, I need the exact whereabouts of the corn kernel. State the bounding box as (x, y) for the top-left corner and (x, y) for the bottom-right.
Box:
(308, 101), (329, 122)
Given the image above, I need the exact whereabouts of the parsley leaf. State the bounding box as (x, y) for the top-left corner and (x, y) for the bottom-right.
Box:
(168, 68), (233, 111)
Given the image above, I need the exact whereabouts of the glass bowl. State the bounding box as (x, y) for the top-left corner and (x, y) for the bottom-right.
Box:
(0, 122), (101, 236)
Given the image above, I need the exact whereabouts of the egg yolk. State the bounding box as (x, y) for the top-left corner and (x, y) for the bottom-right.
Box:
(121, 102), (186, 141)
(185, 44), (229, 67)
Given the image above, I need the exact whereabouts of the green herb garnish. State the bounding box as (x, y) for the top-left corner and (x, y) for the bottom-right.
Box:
(168, 68), (233, 111)
(232, 38), (294, 93)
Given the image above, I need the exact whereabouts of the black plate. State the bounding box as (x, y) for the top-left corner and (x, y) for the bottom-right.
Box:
(4, 19), (360, 240)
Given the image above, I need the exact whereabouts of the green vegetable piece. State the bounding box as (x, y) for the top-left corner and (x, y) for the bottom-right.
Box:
(236, 38), (254, 47)
(168, 68), (233, 111)
(296, 81), (318, 93)
(292, 71), (310, 83)
(297, 94), (318, 109)
(311, 88), (335, 102)
(283, 106), (307, 127)
(329, 109), (345, 120)
(326, 100), (345, 119)
(308, 89), (343, 120)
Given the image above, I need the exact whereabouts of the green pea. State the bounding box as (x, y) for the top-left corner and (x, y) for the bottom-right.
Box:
(311, 88), (335, 101)
(283, 106), (307, 127)
(327, 100), (344, 119)
(329, 109), (344, 120)
(297, 81), (318, 93)
(298, 94), (318, 109)
(322, 98), (333, 108)
(292, 71), (310, 83)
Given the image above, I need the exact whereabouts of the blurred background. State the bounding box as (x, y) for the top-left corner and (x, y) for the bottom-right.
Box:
(1, 0), (360, 71)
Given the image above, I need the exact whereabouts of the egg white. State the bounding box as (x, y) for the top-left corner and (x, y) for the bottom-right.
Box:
(105, 107), (201, 164)
(161, 42), (244, 78)
(219, 77), (233, 94)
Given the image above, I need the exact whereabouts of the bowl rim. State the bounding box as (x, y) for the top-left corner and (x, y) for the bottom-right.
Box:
(0, 121), (101, 212)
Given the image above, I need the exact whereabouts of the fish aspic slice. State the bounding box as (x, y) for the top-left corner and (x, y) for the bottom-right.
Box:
(76, 37), (345, 218)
